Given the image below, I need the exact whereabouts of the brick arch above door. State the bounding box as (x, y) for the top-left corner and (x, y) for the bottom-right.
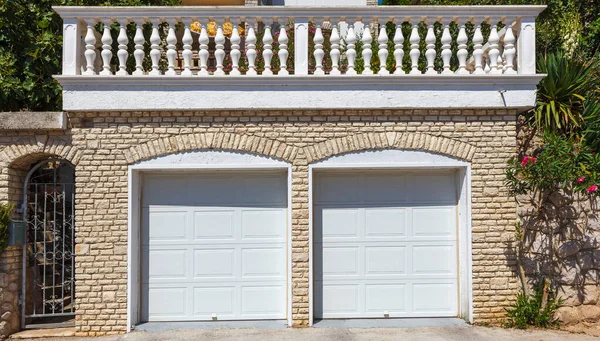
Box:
(304, 132), (476, 164)
(123, 132), (299, 165)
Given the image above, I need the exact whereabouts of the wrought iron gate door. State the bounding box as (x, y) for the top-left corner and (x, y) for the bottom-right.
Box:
(22, 159), (75, 327)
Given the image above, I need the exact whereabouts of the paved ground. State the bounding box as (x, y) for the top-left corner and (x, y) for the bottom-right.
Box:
(36, 326), (598, 341)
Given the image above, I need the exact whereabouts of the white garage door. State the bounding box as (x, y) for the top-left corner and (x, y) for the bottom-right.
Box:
(314, 170), (459, 319)
(141, 171), (287, 322)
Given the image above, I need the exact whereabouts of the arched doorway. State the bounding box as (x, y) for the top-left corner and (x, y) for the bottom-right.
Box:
(22, 159), (75, 328)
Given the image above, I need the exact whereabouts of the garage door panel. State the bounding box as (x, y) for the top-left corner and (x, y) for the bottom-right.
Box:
(146, 287), (188, 319)
(241, 286), (285, 315)
(147, 249), (188, 280)
(194, 249), (235, 278)
(241, 248), (286, 278)
(316, 175), (360, 204)
(319, 209), (359, 238)
(406, 174), (457, 204)
(365, 284), (407, 313)
(315, 171), (459, 319)
(365, 246), (406, 275)
(241, 210), (286, 239)
(412, 207), (456, 238)
(194, 211), (235, 239)
(142, 171), (287, 322)
(363, 175), (406, 203)
(193, 287), (235, 316)
(412, 245), (456, 275)
(145, 210), (188, 242)
(241, 176), (287, 206)
(365, 208), (406, 237)
(412, 283), (458, 313)
(319, 284), (359, 314)
(322, 247), (359, 276)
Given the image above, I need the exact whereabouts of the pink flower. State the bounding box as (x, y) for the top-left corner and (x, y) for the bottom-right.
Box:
(521, 156), (537, 166)
(587, 185), (598, 193)
(574, 148), (579, 154)
(577, 177), (586, 183)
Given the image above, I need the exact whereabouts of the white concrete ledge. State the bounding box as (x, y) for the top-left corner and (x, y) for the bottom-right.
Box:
(55, 75), (544, 111)
(0, 112), (67, 130)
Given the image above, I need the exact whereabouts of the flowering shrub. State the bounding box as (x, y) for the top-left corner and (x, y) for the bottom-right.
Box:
(506, 133), (600, 198)
(505, 133), (600, 327)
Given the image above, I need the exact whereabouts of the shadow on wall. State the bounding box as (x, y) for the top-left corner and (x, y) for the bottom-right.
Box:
(506, 190), (600, 325)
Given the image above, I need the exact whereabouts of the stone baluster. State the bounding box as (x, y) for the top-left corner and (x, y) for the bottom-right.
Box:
(230, 17), (242, 76)
(116, 20), (129, 76)
(393, 20), (404, 75)
(313, 19), (325, 75)
(472, 19), (485, 74)
(455, 19), (469, 74)
(440, 19), (452, 74)
(346, 22), (357, 75)
(503, 20), (517, 74)
(197, 18), (209, 76)
(488, 19), (501, 74)
(409, 19), (420, 74)
(329, 20), (341, 76)
(214, 19), (226, 76)
(99, 19), (113, 75)
(424, 20), (436, 74)
(83, 19), (97, 75)
(377, 20), (389, 75)
(149, 18), (161, 76)
(361, 18), (373, 75)
(94, 30), (103, 73)
(262, 18), (274, 76)
(277, 18), (289, 76)
(246, 18), (257, 76)
(165, 19), (178, 76)
(133, 20), (146, 75)
(181, 19), (193, 76)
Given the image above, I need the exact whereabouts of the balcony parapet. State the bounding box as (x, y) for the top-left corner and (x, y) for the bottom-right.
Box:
(54, 5), (546, 111)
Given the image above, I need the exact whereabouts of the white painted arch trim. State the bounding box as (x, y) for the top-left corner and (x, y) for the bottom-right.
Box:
(307, 149), (473, 324)
(126, 150), (294, 332)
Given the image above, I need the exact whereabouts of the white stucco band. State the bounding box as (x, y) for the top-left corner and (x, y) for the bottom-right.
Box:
(55, 75), (544, 111)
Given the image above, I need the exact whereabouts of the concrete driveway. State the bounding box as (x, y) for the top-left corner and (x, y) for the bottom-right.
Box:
(37, 326), (597, 341)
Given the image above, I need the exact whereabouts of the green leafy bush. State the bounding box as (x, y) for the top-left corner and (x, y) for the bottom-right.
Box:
(504, 286), (562, 329)
(0, 0), (181, 111)
(0, 203), (13, 253)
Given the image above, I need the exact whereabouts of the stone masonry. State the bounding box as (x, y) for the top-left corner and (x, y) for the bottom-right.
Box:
(0, 109), (518, 336)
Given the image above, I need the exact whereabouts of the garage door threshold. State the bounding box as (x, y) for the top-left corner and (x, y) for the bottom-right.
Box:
(134, 320), (288, 332)
(313, 318), (468, 329)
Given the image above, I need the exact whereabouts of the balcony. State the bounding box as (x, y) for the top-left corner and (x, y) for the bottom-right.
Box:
(54, 5), (546, 111)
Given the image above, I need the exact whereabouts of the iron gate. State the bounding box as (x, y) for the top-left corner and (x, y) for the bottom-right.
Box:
(22, 159), (75, 327)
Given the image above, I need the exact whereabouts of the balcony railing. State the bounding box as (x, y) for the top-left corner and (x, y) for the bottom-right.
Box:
(53, 5), (546, 111)
(56, 5), (545, 77)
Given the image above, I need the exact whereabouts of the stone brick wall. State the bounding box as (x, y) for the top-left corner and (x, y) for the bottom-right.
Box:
(0, 109), (519, 336)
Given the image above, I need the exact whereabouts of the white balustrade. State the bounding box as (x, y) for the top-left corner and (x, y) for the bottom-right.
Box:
(361, 22), (373, 75)
(393, 22), (404, 75)
(278, 20), (289, 76)
(313, 21), (325, 75)
(149, 19), (161, 76)
(408, 21), (420, 74)
(377, 22), (389, 75)
(58, 6), (544, 77)
(262, 20), (274, 76)
(246, 19), (258, 76)
(100, 19), (113, 75)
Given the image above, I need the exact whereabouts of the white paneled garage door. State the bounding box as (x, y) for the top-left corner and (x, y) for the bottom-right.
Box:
(314, 170), (459, 319)
(141, 171), (287, 322)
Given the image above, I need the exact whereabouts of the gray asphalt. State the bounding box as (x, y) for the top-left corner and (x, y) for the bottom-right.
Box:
(40, 326), (597, 341)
